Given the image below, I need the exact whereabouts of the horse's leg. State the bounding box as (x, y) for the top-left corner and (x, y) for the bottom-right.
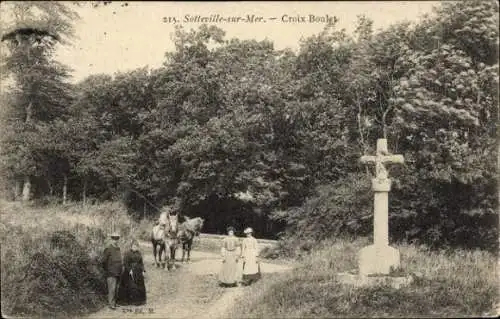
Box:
(184, 242), (189, 262)
(160, 243), (166, 269)
(157, 242), (162, 267)
(170, 246), (174, 268)
(181, 241), (186, 263)
(170, 245), (177, 270)
(182, 241), (188, 262)
(157, 242), (162, 266)
(187, 240), (192, 262)
(151, 240), (155, 264)
(166, 244), (172, 270)
(174, 246), (178, 268)
(167, 245), (171, 269)
(152, 240), (158, 267)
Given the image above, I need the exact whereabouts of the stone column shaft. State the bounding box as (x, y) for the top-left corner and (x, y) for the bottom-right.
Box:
(371, 177), (391, 246)
(374, 192), (389, 247)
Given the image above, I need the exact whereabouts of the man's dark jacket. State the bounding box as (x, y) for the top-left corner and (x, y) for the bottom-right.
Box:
(103, 244), (123, 277)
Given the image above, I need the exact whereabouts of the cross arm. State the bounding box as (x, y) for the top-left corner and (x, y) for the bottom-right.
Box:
(360, 155), (377, 164)
(380, 154), (404, 164)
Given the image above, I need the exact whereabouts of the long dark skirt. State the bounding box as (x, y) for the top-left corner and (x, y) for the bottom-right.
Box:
(117, 269), (146, 306)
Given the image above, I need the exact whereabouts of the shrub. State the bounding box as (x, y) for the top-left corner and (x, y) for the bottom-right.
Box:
(272, 172), (372, 244)
(1, 226), (105, 316)
(0, 200), (140, 317)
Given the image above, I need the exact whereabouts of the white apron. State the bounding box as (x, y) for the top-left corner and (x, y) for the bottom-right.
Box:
(241, 237), (259, 275)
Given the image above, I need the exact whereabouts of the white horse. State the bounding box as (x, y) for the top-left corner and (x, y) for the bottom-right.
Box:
(151, 222), (167, 268)
(152, 210), (179, 270)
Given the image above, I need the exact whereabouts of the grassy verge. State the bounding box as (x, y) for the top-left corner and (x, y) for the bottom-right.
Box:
(0, 199), (141, 317)
(227, 238), (498, 318)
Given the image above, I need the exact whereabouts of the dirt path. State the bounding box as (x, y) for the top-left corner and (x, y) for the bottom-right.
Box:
(85, 241), (293, 319)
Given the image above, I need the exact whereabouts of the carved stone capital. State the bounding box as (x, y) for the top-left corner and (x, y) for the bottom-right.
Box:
(372, 178), (391, 192)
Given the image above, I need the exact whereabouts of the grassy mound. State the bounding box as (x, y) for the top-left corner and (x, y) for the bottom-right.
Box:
(0, 200), (140, 317)
(228, 238), (498, 318)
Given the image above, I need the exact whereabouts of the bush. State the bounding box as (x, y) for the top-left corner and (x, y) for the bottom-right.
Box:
(0, 200), (140, 317)
(1, 226), (106, 316)
(273, 172), (372, 244)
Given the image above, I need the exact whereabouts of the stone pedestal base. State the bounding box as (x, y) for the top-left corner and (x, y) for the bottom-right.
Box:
(358, 244), (400, 276)
(336, 271), (413, 289)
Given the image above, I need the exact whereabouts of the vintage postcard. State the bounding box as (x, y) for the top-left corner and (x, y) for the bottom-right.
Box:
(0, 1), (498, 318)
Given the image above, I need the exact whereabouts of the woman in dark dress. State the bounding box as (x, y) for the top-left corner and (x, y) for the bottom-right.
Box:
(118, 240), (146, 306)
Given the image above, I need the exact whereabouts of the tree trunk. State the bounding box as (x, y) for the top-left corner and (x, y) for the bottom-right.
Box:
(13, 179), (21, 200)
(63, 174), (68, 205)
(143, 201), (147, 220)
(356, 95), (368, 154)
(25, 101), (32, 124)
(22, 175), (31, 202)
(48, 179), (54, 196)
(381, 103), (393, 140)
(82, 177), (87, 206)
(21, 99), (33, 202)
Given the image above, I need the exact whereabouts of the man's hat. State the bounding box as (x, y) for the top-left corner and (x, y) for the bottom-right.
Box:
(244, 227), (253, 234)
(110, 231), (120, 239)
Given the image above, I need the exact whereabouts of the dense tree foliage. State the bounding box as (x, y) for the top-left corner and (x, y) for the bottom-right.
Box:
(0, 1), (497, 248)
(0, 1), (78, 201)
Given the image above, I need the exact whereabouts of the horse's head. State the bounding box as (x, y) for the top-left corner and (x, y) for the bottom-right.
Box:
(168, 214), (179, 233)
(194, 217), (204, 232)
(188, 217), (204, 235)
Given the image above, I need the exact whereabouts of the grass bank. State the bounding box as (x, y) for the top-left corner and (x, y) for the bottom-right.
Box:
(0, 199), (141, 317)
(228, 238), (498, 318)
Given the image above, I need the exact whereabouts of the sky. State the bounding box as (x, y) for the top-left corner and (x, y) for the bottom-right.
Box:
(2, 1), (441, 83)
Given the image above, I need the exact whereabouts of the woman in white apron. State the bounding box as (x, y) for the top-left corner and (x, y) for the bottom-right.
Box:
(218, 226), (241, 287)
(241, 227), (261, 285)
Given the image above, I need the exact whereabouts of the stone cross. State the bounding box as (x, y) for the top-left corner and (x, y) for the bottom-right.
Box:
(358, 138), (404, 276)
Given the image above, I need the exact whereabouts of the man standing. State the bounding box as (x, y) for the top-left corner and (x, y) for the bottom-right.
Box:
(103, 231), (123, 310)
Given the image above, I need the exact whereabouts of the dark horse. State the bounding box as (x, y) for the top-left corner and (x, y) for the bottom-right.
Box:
(177, 217), (204, 262)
